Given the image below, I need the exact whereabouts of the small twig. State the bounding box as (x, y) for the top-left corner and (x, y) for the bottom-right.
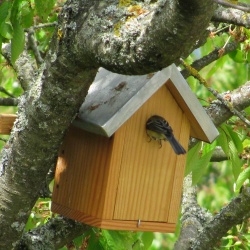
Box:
(24, 22), (57, 32)
(181, 41), (238, 78)
(0, 137), (8, 143)
(208, 87), (250, 126)
(180, 58), (250, 127)
(32, 22), (57, 30)
(0, 86), (15, 98)
(26, 28), (44, 65)
(213, 0), (250, 12)
(24, 22), (57, 66)
(0, 97), (18, 106)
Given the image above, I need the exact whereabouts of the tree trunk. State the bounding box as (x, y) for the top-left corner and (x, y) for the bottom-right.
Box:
(0, 0), (217, 248)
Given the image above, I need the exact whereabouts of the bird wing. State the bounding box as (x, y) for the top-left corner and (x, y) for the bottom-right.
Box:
(146, 117), (172, 135)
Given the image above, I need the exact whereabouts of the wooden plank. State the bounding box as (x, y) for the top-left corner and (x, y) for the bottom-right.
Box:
(101, 124), (126, 218)
(0, 114), (16, 135)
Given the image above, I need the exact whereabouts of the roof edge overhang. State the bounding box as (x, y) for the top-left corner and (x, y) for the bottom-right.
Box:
(166, 64), (219, 143)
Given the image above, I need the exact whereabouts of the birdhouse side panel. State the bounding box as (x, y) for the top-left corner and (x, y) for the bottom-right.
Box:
(113, 86), (188, 223)
(52, 126), (116, 220)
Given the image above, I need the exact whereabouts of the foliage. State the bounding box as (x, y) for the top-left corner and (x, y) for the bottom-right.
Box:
(0, 0), (60, 63)
(1, 0), (250, 249)
(59, 229), (154, 250)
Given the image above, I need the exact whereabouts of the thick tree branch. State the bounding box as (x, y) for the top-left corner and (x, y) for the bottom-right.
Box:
(71, 0), (216, 74)
(19, 216), (90, 250)
(212, 6), (250, 28)
(2, 44), (36, 91)
(189, 81), (250, 149)
(191, 187), (250, 250)
(206, 82), (250, 127)
(213, 0), (250, 12)
(174, 175), (212, 250)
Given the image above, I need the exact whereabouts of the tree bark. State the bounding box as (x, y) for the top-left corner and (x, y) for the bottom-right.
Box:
(0, 0), (218, 248)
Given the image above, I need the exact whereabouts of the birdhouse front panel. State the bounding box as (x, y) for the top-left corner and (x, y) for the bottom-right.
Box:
(112, 85), (189, 223)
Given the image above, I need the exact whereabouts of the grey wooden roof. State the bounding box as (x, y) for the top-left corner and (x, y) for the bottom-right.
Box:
(73, 64), (219, 143)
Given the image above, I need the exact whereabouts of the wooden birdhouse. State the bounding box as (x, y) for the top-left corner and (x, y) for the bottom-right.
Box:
(50, 64), (219, 232)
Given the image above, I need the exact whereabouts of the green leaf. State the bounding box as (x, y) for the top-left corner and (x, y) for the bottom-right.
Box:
(34, 0), (56, 22)
(0, 20), (13, 39)
(185, 141), (202, 176)
(140, 232), (154, 248)
(217, 127), (229, 155)
(11, 21), (25, 63)
(228, 50), (244, 63)
(220, 124), (243, 180)
(0, 35), (2, 51)
(244, 27), (250, 39)
(185, 141), (216, 185)
(235, 167), (250, 193)
(100, 230), (139, 250)
(228, 140), (242, 180)
(0, 1), (11, 24)
(0, 1), (13, 40)
(226, 125), (243, 153)
(192, 142), (216, 185)
(206, 56), (226, 79)
(243, 138), (250, 149)
(18, 0), (34, 28)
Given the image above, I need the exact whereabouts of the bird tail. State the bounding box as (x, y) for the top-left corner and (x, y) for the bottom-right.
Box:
(168, 136), (186, 155)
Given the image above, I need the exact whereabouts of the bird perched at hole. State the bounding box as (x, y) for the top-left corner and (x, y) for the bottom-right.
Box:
(146, 115), (186, 155)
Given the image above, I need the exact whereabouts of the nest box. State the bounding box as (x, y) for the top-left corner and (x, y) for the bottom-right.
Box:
(51, 64), (219, 232)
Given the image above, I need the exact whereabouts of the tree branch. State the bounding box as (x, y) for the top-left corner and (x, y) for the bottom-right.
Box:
(1, 44), (37, 91)
(181, 41), (238, 79)
(26, 28), (44, 66)
(213, 0), (250, 12)
(71, 0), (216, 74)
(181, 59), (250, 127)
(19, 216), (90, 250)
(174, 175), (212, 250)
(212, 6), (250, 28)
(0, 86), (15, 98)
(0, 98), (18, 106)
(190, 187), (250, 250)
(188, 81), (250, 149)
(206, 82), (250, 127)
